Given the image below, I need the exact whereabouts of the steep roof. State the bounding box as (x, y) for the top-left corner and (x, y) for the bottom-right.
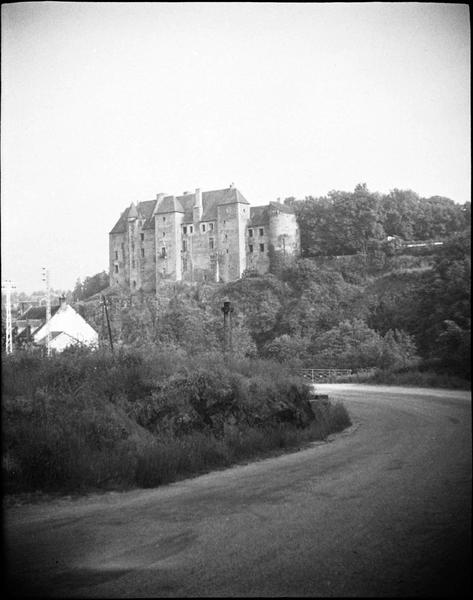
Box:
(109, 207), (130, 234)
(248, 205), (270, 227)
(112, 187), (250, 232)
(268, 201), (295, 215)
(19, 305), (60, 321)
(155, 195), (185, 214)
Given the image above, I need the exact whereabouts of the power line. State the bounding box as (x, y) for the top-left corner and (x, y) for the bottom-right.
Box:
(1, 279), (16, 354)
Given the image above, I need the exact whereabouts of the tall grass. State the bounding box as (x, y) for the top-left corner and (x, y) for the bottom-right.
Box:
(2, 347), (351, 495)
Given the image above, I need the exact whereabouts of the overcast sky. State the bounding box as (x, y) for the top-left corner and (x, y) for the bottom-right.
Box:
(1, 2), (470, 293)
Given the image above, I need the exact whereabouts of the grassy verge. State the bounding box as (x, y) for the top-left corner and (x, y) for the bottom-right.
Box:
(2, 348), (351, 497)
(342, 367), (471, 390)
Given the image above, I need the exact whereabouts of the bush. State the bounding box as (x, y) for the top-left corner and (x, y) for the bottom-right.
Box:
(2, 347), (352, 495)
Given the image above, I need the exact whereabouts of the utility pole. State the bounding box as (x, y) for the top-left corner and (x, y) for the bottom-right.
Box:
(2, 279), (16, 354)
(41, 267), (51, 357)
(101, 294), (114, 355)
(221, 300), (234, 357)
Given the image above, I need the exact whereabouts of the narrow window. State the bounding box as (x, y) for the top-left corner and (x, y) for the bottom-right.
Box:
(141, 248), (145, 258)
(161, 247), (166, 258)
(209, 223), (214, 231)
(132, 280), (136, 289)
(249, 244), (253, 253)
(182, 258), (188, 271)
(248, 229), (253, 237)
(202, 224), (206, 232)
(183, 226), (187, 234)
(163, 231), (166, 237)
(114, 265), (119, 273)
(114, 250), (118, 260)
(189, 225), (193, 234)
(209, 238), (214, 250)
(121, 243), (125, 258)
(163, 217), (166, 222)
(225, 234), (228, 241)
(182, 240), (187, 252)
(140, 233), (144, 241)
(260, 243), (265, 252)
(259, 228), (264, 236)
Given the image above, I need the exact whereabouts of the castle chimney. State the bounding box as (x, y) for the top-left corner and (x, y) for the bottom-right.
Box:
(193, 188), (202, 222)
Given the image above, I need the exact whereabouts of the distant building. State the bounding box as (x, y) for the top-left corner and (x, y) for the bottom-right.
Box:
(109, 186), (300, 292)
(14, 297), (98, 352)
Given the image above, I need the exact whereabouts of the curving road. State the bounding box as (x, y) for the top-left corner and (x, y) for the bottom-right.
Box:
(5, 385), (471, 597)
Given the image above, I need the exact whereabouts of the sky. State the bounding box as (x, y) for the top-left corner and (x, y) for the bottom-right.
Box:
(1, 2), (470, 293)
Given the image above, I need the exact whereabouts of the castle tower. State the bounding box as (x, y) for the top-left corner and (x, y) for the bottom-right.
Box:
(268, 201), (300, 259)
(154, 195), (184, 283)
(127, 203), (139, 290)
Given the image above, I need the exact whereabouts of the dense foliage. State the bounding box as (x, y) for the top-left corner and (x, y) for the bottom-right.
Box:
(80, 229), (469, 380)
(295, 184), (469, 257)
(2, 348), (350, 493)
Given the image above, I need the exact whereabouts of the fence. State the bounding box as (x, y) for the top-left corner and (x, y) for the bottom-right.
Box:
(299, 368), (375, 383)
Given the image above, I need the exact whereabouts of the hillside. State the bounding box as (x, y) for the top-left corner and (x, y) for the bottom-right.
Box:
(76, 231), (470, 382)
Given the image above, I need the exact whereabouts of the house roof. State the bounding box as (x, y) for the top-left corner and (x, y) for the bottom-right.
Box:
(35, 331), (82, 346)
(268, 200), (295, 215)
(19, 305), (60, 321)
(110, 187), (250, 233)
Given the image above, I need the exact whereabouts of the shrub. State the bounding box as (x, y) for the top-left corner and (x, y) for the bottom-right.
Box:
(2, 348), (351, 495)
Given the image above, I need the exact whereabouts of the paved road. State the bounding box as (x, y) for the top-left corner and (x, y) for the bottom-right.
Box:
(5, 385), (471, 597)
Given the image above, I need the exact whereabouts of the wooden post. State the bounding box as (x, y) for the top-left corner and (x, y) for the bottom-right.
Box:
(222, 300), (234, 357)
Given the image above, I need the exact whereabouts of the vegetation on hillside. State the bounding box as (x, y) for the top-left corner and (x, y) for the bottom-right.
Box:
(2, 348), (350, 494)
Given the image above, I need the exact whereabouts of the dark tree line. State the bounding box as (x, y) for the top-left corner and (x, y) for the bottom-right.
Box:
(294, 184), (470, 257)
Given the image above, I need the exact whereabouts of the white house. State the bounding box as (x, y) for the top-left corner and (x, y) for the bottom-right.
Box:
(33, 299), (98, 352)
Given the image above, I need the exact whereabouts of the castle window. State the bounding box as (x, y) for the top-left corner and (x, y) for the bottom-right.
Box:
(224, 234), (228, 241)
(163, 217), (166, 222)
(249, 244), (254, 253)
(182, 257), (188, 271)
(189, 225), (193, 234)
(161, 247), (166, 258)
(121, 243), (125, 258)
(114, 265), (119, 273)
(162, 231), (166, 237)
(183, 226), (187, 234)
(132, 280), (136, 289)
(248, 229), (253, 237)
(209, 223), (214, 231)
(259, 228), (264, 236)
(182, 240), (187, 252)
(209, 238), (214, 250)
(260, 243), (265, 252)
(140, 233), (144, 241)
(141, 248), (145, 258)
(202, 224), (206, 233)
(114, 251), (118, 260)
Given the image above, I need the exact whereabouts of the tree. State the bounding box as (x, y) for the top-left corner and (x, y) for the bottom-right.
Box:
(309, 319), (384, 369)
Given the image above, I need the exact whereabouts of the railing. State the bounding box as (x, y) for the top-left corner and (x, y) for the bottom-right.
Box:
(299, 368), (375, 383)
(299, 368), (352, 383)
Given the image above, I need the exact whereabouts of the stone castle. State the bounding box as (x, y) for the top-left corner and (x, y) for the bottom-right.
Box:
(109, 186), (300, 292)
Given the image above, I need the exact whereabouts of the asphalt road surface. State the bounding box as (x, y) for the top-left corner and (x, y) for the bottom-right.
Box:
(4, 385), (471, 598)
